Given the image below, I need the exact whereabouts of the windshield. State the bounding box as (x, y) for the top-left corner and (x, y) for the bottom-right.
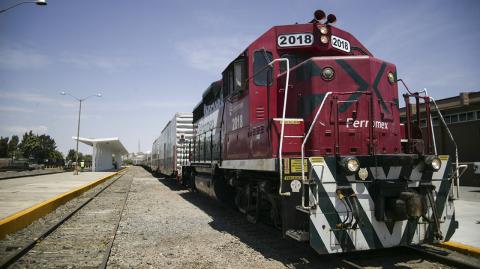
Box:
(279, 54), (309, 73)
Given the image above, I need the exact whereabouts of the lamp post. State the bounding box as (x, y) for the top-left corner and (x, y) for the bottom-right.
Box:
(0, 0), (46, 14)
(61, 91), (102, 175)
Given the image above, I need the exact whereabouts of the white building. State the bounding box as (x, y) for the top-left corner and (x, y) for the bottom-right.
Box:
(73, 137), (128, 171)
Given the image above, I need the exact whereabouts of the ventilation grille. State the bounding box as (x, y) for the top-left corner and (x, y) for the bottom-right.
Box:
(256, 107), (265, 119)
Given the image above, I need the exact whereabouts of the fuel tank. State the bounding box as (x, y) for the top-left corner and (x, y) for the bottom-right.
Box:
(193, 172), (234, 203)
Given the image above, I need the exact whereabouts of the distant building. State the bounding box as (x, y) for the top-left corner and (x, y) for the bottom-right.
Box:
(128, 152), (150, 166)
(400, 91), (480, 186)
(73, 137), (128, 172)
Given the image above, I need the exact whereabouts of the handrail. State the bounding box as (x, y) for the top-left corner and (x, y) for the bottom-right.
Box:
(300, 92), (332, 209)
(269, 58), (291, 196)
(428, 96), (462, 198)
(422, 89), (438, 155)
(301, 92), (332, 181)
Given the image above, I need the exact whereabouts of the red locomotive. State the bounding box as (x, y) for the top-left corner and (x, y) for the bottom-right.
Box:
(156, 10), (459, 254)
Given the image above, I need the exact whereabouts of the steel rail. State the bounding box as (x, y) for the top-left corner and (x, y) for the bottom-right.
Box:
(98, 175), (134, 269)
(407, 245), (480, 269)
(0, 171), (127, 268)
(340, 258), (365, 269)
(340, 246), (479, 269)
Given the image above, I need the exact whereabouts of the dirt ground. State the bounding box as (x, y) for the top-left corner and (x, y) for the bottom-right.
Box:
(107, 167), (321, 268)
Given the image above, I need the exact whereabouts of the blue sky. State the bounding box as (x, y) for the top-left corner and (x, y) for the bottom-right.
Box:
(0, 0), (479, 155)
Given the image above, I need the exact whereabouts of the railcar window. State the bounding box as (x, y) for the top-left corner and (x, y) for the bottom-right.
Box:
(450, 114), (458, 123)
(253, 51), (273, 86)
(444, 115), (451, 124)
(467, 112), (474, 121)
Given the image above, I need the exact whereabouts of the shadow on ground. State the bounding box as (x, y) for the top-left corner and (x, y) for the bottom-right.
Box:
(150, 171), (441, 269)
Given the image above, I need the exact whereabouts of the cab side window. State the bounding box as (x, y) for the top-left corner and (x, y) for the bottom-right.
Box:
(234, 61), (244, 92)
(223, 56), (247, 97)
(253, 50), (273, 86)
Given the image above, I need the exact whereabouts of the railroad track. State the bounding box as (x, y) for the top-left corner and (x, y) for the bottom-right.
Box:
(0, 170), (133, 269)
(339, 245), (480, 269)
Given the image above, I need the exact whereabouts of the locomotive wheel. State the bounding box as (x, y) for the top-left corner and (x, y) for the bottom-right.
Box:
(234, 186), (249, 213)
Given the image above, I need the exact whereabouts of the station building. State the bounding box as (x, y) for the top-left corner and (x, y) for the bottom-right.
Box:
(400, 91), (480, 186)
(73, 137), (128, 172)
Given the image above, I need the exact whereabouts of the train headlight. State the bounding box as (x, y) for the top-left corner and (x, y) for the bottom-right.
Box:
(320, 35), (329, 44)
(341, 157), (360, 173)
(318, 25), (328, 35)
(321, 67), (335, 81)
(431, 158), (442, 171)
(387, 72), (395, 85)
(425, 156), (442, 171)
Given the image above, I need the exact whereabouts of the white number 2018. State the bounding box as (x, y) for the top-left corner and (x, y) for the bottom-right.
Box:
(277, 33), (313, 48)
(232, 115), (243, 131)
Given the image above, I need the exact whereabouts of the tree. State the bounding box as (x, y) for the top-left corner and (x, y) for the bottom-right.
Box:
(49, 150), (64, 165)
(8, 135), (19, 158)
(66, 149), (83, 163)
(37, 134), (57, 162)
(19, 131), (39, 160)
(19, 131), (59, 163)
(66, 149), (76, 162)
(0, 136), (8, 158)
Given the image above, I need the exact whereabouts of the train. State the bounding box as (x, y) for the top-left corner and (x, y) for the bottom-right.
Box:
(151, 113), (193, 177)
(149, 10), (460, 254)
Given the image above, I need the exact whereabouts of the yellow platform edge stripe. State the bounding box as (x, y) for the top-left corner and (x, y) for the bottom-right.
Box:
(436, 241), (480, 257)
(0, 167), (128, 239)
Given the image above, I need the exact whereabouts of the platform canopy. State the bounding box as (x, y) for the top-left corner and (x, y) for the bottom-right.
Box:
(73, 137), (128, 172)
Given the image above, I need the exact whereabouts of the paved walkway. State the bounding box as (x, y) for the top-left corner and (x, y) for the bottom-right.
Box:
(449, 186), (480, 248)
(0, 171), (115, 220)
(0, 168), (64, 180)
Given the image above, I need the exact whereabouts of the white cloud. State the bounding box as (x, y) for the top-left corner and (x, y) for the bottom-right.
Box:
(60, 54), (133, 72)
(0, 91), (53, 103)
(176, 35), (254, 73)
(0, 45), (51, 70)
(0, 41), (136, 73)
(4, 125), (48, 135)
(141, 100), (196, 109)
(53, 113), (103, 120)
(0, 106), (33, 113)
(0, 91), (76, 108)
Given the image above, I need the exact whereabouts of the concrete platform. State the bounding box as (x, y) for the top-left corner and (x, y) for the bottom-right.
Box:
(0, 172), (115, 220)
(448, 186), (480, 248)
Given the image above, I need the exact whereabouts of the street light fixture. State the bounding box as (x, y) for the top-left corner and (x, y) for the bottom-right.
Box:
(60, 91), (102, 175)
(0, 0), (47, 14)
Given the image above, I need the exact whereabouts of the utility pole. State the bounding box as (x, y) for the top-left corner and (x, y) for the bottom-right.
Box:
(61, 91), (102, 175)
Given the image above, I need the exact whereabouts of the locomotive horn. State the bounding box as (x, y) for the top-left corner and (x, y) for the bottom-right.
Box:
(310, 9), (326, 23)
(326, 14), (337, 24)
